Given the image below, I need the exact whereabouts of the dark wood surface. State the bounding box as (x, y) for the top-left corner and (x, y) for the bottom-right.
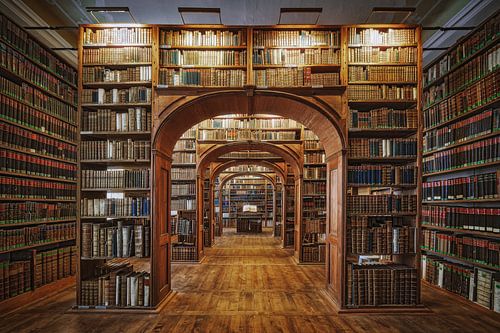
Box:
(1, 228), (499, 332)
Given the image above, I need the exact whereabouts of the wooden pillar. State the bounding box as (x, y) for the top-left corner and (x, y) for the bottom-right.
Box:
(209, 180), (215, 245)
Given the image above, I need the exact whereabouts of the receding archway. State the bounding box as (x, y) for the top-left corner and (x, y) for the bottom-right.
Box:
(152, 90), (346, 307)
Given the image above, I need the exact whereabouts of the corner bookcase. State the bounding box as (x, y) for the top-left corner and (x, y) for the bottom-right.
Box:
(420, 11), (499, 313)
(75, 23), (423, 312)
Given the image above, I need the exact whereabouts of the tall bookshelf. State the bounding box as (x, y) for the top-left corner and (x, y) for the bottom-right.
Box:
(302, 129), (327, 263)
(78, 25), (154, 309)
(345, 25), (421, 308)
(171, 127), (198, 262)
(0, 13), (78, 309)
(421, 11), (500, 312)
(284, 172), (296, 248)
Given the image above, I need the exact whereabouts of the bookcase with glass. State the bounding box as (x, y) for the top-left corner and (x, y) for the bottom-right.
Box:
(345, 25), (421, 308)
(421, 11), (500, 313)
(252, 28), (342, 88)
(171, 127), (198, 262)
(158, 27), (248, 88)
(0, 13), (78, 309)
(78, 25), (153, 309)
(302, 129), (327, 263)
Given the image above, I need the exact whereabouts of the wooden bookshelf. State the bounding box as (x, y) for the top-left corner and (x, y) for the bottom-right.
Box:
(420, 10), (500, 313)
(0, 13), (78, 308)
(344, 24), (421, 309)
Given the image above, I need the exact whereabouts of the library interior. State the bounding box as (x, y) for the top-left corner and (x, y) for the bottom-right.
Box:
(0, 0), (499, 332)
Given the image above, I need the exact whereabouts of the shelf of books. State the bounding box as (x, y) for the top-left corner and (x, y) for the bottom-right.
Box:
(345, 25), (421, 309)
(274, 178), (283, 238)
(302, 129), (327, 263)
(158, 27), (248, 88)
(284, 173), (296, 248)
(420, 11), (500, 313)
(171, 127), (198, 262)
(0, 14), (78, 310)
(78, 25), (154, 310)
(252, 27), (343, 89)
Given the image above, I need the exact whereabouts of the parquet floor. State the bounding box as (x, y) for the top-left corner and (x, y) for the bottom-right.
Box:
(1, 228), (499, 332)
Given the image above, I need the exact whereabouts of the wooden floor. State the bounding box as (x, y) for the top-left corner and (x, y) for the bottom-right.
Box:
(1, 228), (499, 332)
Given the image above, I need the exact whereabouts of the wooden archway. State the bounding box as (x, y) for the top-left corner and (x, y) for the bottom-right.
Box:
(152, 89), (347, 307)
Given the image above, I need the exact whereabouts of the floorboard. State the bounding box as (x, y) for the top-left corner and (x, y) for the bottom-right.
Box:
(1, 229), (499, 332)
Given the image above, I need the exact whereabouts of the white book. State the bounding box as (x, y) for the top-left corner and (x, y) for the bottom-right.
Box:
(112, 88), (118, 104)
(144, 274), (150, 307)
(494, 280), (500, 313)
(126, 275), (131, 306)
(117, 221), (123, 257)
(116, 113), (121, 131)
(122, 226), (131, 257)
(136, 108), (141, 131)
(98, 88), (105, 104)
(438, 263), (444, 288)
(115, 275), (121, 305)
(421, 255), (427, 280)
(130, 274), (138, 306)
(469, 271), (476, 301)
(122, 112), (127, 131)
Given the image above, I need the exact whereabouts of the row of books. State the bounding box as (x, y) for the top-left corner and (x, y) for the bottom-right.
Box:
(0, 175), (76, 200)
(80, 140), (151, 161)
(422, 136), (499, 174)
(421, 231), (500, 269)
(423, 108), (499, 153)
(1, 149), (77, 180)
(348, 46), (417, 64)
(0, 14), (77, 85)
(0, 202), (75, 225)
(348, 138), (417, 158)
(348, 28), (416, 45)
(82, 66), (152, 83)
(347, 165), (417, 186)
(304, 152), (325, 163)
(171, 198), (195, 211)
(302, 219), (326, 234)
(254, 68), (340, 87)
(159, 68), (246, 87)
(83, 28), (152, 45)
(82, 47), (151, 64)
(423, 70), (499, 128)
(252, 48), (340, 65)
(0, 245), (76, 301)
(172, 183), (196, 196)
(302, 244), (326, 263)
(0, 94), (77, 141)
(348, 65), (417, 82)
(303, 182), (326, 194)
(172, 152), (196, 164)
(174, 139), (195, 151)
(35, 246), (76, 288)
(346, 264), (418, 306)
(348, 220), (415, 254)
(80, 197), (150, 218)
(0, 222), (75, 251)
(303, 129), (320, 140)
(197, 128), (299, 141)
(348, 84), (417, 101)
(80, 264), (150, 307)
(172, 245), (197, 261)
(82, 108), (151, 133)
(171, 167), (196, 180)
(82, 87), (152, 104)
(304, 140), (324, 150)
(171, 218), (195, 235)
(423, 13), (498, 85)
(81, 169), (150, 189)
(422, 171), (499, 201)
(347, 194), (417, 214)
(349, 107), (417, 129)
(304, 166), (326, 179)
(160, 49), (247, 66)
(198, 117), (300, 129)
(0, 76), (76, 123)
(422, 205), (499, 233)
(0, 122), (77, 161)
(81, 221), (150, 258)
(253, 30), (340, 48)
(423, 45), (499, 102)
(0, 42), (77, 105)
(160, 29), (244, 47)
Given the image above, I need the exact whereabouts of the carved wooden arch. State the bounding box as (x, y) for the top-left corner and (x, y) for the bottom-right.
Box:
(197, 141), (302, 179)
(210, 159), (286, 184)
(153, 89), (346, 160)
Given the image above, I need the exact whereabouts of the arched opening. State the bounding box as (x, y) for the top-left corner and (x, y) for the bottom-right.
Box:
(152, 90), (346, 306)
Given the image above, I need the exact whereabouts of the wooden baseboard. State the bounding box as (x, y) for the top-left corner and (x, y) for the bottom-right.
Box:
(0, 275), (75, 316)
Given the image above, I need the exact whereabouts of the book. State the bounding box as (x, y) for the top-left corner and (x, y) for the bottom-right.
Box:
(0, 201), (76, 225)
(0, 222), (75, 251)
(82, 108), (151, 132)
(81, 169), (150, 189)
(80, 197), (150, 217)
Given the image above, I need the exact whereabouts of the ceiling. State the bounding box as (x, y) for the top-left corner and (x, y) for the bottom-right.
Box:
(0, 0), (498, 66)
